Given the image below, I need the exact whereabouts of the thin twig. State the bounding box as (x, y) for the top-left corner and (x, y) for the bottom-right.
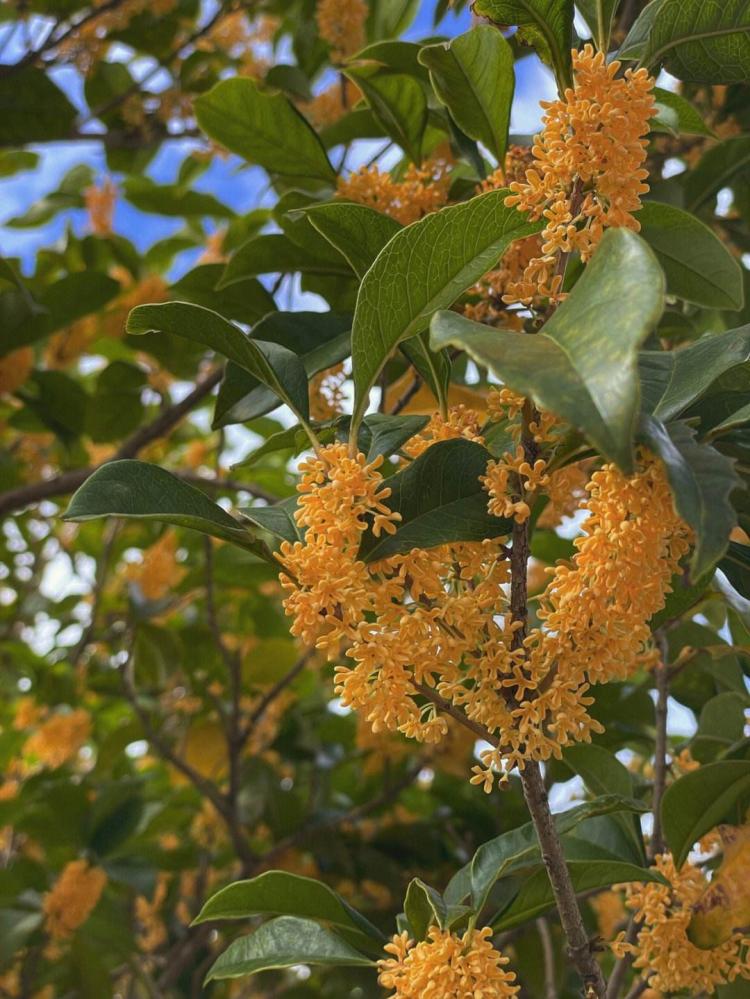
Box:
(240, 650), (313, 744)
(605, 918), (640, 999)
(650, 632), (670, 861)
(389, 370), (423, 415)
(0, 367), (223, 518)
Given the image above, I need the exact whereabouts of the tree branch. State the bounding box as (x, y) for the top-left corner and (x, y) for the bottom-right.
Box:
(650, 634), (670, 861)
(537, 916), (559, 999)
(0, 366), (223, 518)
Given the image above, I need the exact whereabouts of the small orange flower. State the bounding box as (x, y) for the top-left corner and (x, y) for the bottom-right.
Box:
(43, 860), (107, 940)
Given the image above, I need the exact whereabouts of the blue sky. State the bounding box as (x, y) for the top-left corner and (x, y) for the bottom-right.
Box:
(0, 1), (556, 275)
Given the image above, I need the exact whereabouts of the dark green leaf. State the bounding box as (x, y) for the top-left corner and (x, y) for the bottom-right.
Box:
(432, 229), (664, 471)
(641, 418), (739, 578)
(359, 439), (512, 561)
(194, 871), (383, 950)
(691, 691), (750, 763)
(720, 541), (750, 600)
(473, 0), (574, 89)
(637, 201), (743, 309)
(63, 461), (265, 553)
(87, 361), (146, 443)
(650, 86), (713, 137)
(127, 302), (311, 426)
(351, 190), (542, 433)
(685, 135), (750, 212)
(219, 233), (351, 287)
(361, 413), (429, 462)
(305, 203), (402, 279)
(345, 70), (427, 165)
(493, 861), (664, 931)
(240, 498), (301, 545)
(205, 916), (374, 982)
(404, 879), (448, 940)
(418, 26), (514, 163)
(639, 326), (750, 422)
(169, 264), (276, 328)
(576, 0), (618, 51)
(641, 0), (750, 83)
(661, 760), (750, 866)
(0, 66), (77, 143)
(122, 177), (235, 218)
(194, 78), (336, 182)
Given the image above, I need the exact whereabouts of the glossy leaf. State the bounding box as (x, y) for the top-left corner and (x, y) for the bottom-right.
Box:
(404, 879), (448, 940)
(350, 190), (542, 434)
(639, 325), (750, 422)
(194, 78), (336, 182)
(418, 26), (514, 163)
(493, 861), (665, 931)
(240, 498), (301, 545)
(576, 0), (618, 52)
(473, 0), (574, 89)
(359, 439), (512, 562)
(641, 0), (750, 83)
(662, 760), (750, 867)
(432, 229), (664, 471)
(685, 135), (750, 211)
(194, 871), (382, 950)
(650, 87), (713, 137)
(641, 418), (739, 578)
(636, 201), (743, 310)
(205, 916), (374, 982)
(127, 302), (311, 426)
(305, 203), (402, 279)
(63, 461), (264, 553)
(346, 70), (427, 164)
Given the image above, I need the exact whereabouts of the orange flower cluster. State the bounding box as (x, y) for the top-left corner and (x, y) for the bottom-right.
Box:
(303, 78), (362, 129)
(0, 347), (33, 396)
(309, 362), (348, 420)
(84, 178), (117, 235)
(378, 927), (519, 998)
(43, 860), (107, 940)
(505, 45), (655, 304)
(316, 0), (368, 62)
(337, 159), (451, 225)
(615, 854), (750, 994)
(126, 530), (186, 601)
(23, 709), (91, 769)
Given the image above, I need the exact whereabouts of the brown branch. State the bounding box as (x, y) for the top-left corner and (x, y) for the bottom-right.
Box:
(605, 918), (640, 999)
(413, 681), (503, 747)
(0, 366), (223, 518)
(240, 650), (313, 744)
(389, 370), (423, 415)
(522, 763), (607, 998)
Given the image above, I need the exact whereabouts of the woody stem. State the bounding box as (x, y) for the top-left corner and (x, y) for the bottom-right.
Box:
(513, 403), (607, 998)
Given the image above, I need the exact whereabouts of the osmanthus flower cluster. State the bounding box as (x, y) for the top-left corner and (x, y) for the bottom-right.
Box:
(42, 859), (107, 940)
(316, 0), (368, 63)
(614, 851), (750, 994)
(378, 926), (519, 998)
(277, 391), (690, 781)
(505, 44), (655, 304)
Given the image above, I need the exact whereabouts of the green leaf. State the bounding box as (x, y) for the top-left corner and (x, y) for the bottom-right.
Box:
(691, 691), (750, 763)
(685, 135), (750, 212)
(17, 371), (88, 444)
(618, 0), (664, 61)
(63, 461), (264, 553)
(639, 326), (750, 422)
(432, 229), (664, 471)
(0, 66), (77, 143)
(404, 879), (448, 940)
(359, 439), (512, 562)
(720, 541), (750, 600)
(169, 264), (276, 328)
(661, 760), (750, 867)
(636, 201), (743, 310)
(127, 302), (311, 427)
(361, 413), (429, 462)
(370, 0), (420, 38)
(194, 78), (336, 183)
(122, 177), (235, 218)
(241, 498), (301, 545)
(350, 190), (542, 434)
(454, 794), (647, 912)
(641, 418), (739, 578)
(493, 861), (665, 931)
(641, 0), (750, 84)
(212, 311), (351, 429)
(219, 233), (351, 287)
(5, 272), (121, 352)
(418, 26), (514, 163)
(576, 0), (618, 51)
(205, 916), (374, 982)
(473, 0), (574, 90)
(345, 70), (427, 165)
(194, 871), (383, 951)
(86, 361), (146, 443)
(650, 87), (713, 137)
(305, 203), (402, 279)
